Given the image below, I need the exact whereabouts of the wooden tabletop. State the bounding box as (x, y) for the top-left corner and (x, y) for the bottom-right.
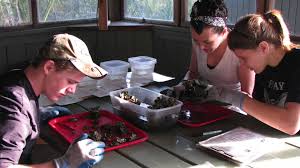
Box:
(40, 87), (300, 168)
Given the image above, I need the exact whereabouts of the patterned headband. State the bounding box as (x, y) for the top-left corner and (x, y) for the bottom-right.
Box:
(192, 16), (226, 27)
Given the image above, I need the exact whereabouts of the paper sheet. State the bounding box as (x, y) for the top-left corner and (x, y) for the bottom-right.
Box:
(197, 127), (277, 165)
(285, 136), (300, 149)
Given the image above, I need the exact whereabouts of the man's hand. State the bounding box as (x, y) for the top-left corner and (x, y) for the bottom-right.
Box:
(39, 106), (72, 122)
(54, 133), (105, 168)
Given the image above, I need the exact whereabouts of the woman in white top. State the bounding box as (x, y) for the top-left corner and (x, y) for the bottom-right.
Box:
(185, 0), (255, 94)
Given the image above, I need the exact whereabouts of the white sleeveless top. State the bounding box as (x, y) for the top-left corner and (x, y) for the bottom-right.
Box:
(195, 43), (241, 91)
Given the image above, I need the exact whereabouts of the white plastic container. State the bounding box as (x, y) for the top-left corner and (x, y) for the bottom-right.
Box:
(100, 60), (129, 80)
(110, 87), (183, 130)
(128, 56), (157, 75)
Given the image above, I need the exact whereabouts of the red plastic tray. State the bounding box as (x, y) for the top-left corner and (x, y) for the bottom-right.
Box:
(178, 101), (234, 127)
(48, 110), (148, 152)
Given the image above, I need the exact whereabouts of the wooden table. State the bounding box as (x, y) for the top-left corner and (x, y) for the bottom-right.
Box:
(40, 86), (300, 168)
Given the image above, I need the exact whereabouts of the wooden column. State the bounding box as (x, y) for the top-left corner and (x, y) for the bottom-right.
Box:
(31, 0), (38, 27)
(266, 0), (276, 11)
(256, 0), (266, 14)
(257, 0), (275, 14)
(98, 0), (108, 30)
(174, 0), (180, 26)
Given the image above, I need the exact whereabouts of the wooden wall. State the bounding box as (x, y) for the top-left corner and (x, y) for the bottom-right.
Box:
(60, 28), (154, 72)
(153, 26), (191, 79)
(0, 28), (66, 74)
(0, 26), (190, 80)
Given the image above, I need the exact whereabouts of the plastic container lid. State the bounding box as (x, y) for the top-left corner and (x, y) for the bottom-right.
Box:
(100, 60), (129, 76)
(128, 56), (157, 75)
(128, 56), (157, 67)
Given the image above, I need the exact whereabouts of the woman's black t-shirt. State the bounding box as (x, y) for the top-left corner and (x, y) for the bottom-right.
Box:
(253, 48), (300, 107)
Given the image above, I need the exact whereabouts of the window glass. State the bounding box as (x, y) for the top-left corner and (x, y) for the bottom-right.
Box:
(38, 0), (98, 23)
(187, 0), (195, 20)
(0, 0), (31, 27)
(187, 0), (256, 25)
(275, 0), (300, 36)
(124, 0), (174, 21)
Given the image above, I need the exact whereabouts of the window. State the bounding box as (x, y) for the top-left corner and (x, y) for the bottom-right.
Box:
(38, 0), (98, 23)
(0, 0), (31, 27)
(124, 0), (174, 22)
(0, 0), (99, 28)
(1, 0), (299, 38)
(225, 0), (256, 25)
(186, 0), (195, 21)
(187, 0), (256, 25)
(275, 0), (300, 36)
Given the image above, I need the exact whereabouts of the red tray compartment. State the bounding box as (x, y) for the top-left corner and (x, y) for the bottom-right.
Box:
(178, 102), (234, 127)
(48, 110), (148, 152)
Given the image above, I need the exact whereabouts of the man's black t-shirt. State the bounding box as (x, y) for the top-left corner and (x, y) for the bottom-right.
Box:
(0, 70), (39, 167)
(253, 48), (300, 107)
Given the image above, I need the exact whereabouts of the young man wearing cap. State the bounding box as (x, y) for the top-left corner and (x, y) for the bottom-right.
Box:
(0, 34), (108, 168)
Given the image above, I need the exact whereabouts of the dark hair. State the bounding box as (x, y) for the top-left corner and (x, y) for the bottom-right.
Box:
(228, 10), (294, 51)
(31, 38), (76, 71)
(190, 0), (228, 34)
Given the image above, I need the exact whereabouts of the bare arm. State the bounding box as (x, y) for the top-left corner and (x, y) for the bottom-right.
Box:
(9, 161), (55, 168)
(238, 63), (255, 95)
(243, 97), (300, 135)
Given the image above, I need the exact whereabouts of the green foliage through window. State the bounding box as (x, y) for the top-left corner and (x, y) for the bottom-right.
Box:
(38, 0), (98, 22)
(124, 0), (173, 21)
(0, 0), (31, 27)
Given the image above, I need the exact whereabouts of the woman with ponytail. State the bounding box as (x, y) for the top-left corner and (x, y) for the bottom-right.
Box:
(224, 10), (300, 135)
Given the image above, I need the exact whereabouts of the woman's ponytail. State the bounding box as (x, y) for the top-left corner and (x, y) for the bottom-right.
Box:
(264, 10), (291, 50)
